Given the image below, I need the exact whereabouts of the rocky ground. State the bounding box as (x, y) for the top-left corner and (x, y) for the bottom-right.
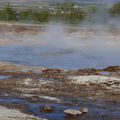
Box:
(0, 62), (120, 100)
(0, 63), (120, 120)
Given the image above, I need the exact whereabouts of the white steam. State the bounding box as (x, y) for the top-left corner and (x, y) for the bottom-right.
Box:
(0, 22), (120, 69)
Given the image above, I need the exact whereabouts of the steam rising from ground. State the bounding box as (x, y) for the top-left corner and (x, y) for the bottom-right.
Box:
(0, 22), (120, 68)
(40, 23), (120, 51)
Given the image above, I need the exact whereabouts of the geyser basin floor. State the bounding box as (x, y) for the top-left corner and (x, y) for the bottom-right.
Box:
(0, 23), (120, 120)
(0, 63), (120, 120)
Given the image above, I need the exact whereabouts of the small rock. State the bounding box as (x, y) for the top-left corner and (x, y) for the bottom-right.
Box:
(80, 107), (88, 114)
(42, 69), (63, 74)
(64, 109), (82, 116)
(104, 66), (120, 72)
(42, 106), (54, 113)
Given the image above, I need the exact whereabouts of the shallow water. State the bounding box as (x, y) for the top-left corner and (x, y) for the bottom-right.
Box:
(0, 75), (10, 80)
(0, 43), (120, 69)
(0, 26), (120, 69)
(0, 98), (120, 120)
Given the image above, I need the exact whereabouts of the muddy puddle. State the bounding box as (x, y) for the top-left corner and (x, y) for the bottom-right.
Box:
(0, 97), (120, 120)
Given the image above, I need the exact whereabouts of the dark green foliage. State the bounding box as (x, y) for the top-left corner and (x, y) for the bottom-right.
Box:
(68, 9), (87, 23)
(34, 11), (50, 22)
(55, 2), (87, 24)
(0, 2), (100, 24)
(110, 2), (120, 16)
(4, 4), (16, 21)
(20, 9), (34, 21)
(0, 10), (7, 21)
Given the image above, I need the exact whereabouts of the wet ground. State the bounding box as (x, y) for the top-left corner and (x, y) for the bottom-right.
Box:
(0, 23), (120, 120)
(0, 97), (120, 120)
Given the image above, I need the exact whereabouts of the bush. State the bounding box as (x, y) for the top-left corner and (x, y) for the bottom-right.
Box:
(20, 9), (34, 21)
(0, 10), (7, 21)
(67, 9), (87, 24)
(0, 3), (93, 24)
(4, 4), (16, 21)
(55, 2), (87, 24)
(34, 11), (50, 22)
(110, 2), (120, 16)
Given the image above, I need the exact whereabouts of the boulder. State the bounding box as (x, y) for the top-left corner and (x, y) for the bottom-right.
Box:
(104, 66), (120, 72)
(64, 109), (82, 116)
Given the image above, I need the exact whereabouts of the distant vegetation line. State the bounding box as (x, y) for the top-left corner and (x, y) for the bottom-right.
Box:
(0, 1), (120, 24)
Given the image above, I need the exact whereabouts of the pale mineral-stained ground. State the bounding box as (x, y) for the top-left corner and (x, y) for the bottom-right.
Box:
(0, 105), (46, 120)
